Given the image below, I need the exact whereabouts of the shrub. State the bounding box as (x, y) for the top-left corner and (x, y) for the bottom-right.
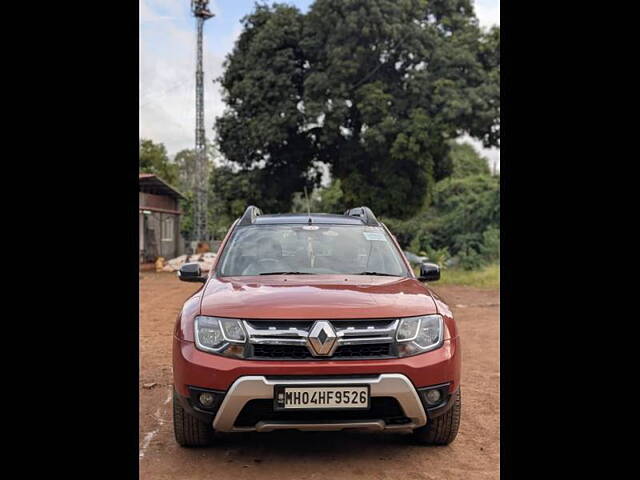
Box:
(382, 173), (499, 269)
(481, 226), (500, 262)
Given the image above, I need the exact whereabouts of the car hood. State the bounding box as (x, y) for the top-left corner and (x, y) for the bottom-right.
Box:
(199, 275), (437, 319)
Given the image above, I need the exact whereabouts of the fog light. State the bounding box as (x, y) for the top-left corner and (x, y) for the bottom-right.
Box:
(425, 389), (442, 405)
(199, 392), (215, 407)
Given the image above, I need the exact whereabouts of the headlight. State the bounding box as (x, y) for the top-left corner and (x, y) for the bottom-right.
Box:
(194, 316), (247, 358)
(396, 314), (444, 357)
(219, 318), (246, 342)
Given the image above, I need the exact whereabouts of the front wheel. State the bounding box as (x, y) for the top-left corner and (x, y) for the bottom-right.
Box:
(173, 389), (215, 447)
(413, 388), (461, 445)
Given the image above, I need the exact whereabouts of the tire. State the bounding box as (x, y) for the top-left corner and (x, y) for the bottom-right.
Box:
(173, 389), (215, 447)
(413, 388), (461, 445)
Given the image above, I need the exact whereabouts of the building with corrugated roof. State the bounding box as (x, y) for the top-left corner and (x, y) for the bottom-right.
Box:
(139, 173), (185, 262)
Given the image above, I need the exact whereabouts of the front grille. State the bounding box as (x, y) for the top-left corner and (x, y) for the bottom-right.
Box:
(234, 397), (408, 428)
(244, 318), (399, 360)
(334, 344), (393, 358)
(253, 344), (311, 359)
(252, 343), (393, 360)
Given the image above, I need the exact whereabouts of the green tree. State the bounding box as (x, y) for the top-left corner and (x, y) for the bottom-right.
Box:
(380, 144), (499, 269)
(291, 178), (344, 213)
(207, 164), (264, 239)
(481, 225), (500, 262)
(179, 191), (195, 240)
(139, 139), (178, 186)
(430, 174), (500, 250)
(475, 25), (500, 148)
(173, 149), (198, 192)
(216, 4), (318, 213)
(216, 0), (500, 218)
(317, 178), (344, 213)
(173, 144), (220, 240)
(448, 141), (491, 178)
(174, 143), (218, 192)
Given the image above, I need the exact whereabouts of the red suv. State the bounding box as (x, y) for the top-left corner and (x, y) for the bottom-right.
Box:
(172, 206), (461, 446)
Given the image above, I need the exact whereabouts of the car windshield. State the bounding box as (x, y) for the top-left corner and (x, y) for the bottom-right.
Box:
(218, 224), (409, 277)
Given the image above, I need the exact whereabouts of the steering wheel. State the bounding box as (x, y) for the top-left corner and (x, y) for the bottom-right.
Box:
(257, 258), (284, 268)
(242, 258), (288, 275)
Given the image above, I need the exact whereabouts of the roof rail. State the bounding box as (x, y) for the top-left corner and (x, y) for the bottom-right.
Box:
(344, 206), (380, 226)
(238, 205), (262, 225)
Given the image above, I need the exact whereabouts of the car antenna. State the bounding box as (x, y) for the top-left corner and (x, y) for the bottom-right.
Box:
(304, 186), (312, 224)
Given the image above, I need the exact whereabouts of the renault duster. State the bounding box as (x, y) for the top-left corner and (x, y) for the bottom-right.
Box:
(172, 206), (461, 446)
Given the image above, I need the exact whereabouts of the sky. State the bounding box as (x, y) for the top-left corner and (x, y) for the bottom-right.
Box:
(140, 0), (500, 171)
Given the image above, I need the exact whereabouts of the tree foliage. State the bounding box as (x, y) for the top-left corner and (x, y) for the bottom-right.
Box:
(173, 149), (198, 193)
(216, 0), (500, 218)
(448, 141), (491, 177)
(216, 4), (318, 213)
(139, 139), (178, 186)
(207, 164), (264, 239)
(291, 179), (344, 214)
(430, 173), (499, 252)
(381, 142), (499, 269)
(164, 146), (217, 240)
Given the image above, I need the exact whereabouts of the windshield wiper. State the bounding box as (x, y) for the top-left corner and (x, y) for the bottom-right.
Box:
(352, 271), (400, 277)
(259, 271), (314, 275)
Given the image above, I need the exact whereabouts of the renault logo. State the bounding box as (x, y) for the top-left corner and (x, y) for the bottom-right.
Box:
(307, 320), (338, 356)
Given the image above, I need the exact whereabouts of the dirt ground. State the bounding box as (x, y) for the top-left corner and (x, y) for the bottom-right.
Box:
(139, 272), (499, 479)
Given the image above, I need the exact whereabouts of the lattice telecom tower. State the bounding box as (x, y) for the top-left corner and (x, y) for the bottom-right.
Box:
(191, 1), (214, 241)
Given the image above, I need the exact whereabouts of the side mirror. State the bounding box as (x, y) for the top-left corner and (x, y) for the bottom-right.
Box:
(418, 262), (440, 282)
(178, 262), (207, 283)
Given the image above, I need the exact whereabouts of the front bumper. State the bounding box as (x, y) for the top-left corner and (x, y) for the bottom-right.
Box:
(173, 336), (461, 433)
(173, 336), (461, 396)
(175, 377), (458, 433)
(212, 374), (427, 432)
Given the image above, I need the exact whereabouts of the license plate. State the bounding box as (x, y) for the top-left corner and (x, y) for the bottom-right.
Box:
(274, 385), (370, 410)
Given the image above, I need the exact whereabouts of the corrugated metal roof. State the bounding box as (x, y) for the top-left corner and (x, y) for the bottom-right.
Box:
(139, 206), (182, 215)
(138, 173), (186, 200)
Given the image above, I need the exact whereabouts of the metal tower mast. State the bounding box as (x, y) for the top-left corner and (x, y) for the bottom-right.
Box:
(191, 1), (214, 242)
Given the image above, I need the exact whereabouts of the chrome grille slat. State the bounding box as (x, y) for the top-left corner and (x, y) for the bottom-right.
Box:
(244, 325), (310, 338)
(338, 336), (394, 345)
(242, 319), (399, 358)
(249, 338), (308, 346)
(335, 320), (399, 338)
